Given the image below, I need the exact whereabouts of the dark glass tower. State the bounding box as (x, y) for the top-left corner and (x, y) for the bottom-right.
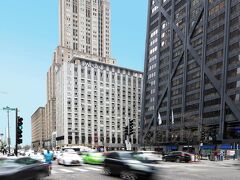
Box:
(141, 0), (240, 151)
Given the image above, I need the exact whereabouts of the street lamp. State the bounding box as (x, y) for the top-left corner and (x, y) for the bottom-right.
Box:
(2, 106), (17, 154)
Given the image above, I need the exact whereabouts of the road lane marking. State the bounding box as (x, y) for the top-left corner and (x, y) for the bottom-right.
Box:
(59, 168), (74, 173)
(72, 168), (89, 172)
(85, 167), (101, 171)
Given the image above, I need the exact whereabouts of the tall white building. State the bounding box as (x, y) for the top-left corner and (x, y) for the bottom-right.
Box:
(43, 0), (115, 148)
(59, 0), (111, 60)
(56, 58), (143, 149)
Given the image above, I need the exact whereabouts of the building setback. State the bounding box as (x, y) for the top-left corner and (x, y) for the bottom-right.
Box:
(141, 0), (240, 151)
(56, 58), (143, 149)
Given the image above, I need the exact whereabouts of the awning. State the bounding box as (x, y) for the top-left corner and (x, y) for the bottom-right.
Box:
(200, 145), (216, 150)
(219, 144), (232, 150)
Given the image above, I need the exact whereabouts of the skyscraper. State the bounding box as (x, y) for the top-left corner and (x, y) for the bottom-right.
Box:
(141, 0), (240, 151)
(43, 0), (115, 147)
(59, 0), (112, 61)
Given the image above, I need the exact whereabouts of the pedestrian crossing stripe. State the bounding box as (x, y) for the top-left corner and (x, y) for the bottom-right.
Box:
(85, 167), (102, 171)
(72, 168), (89, 172)
(59, 168), (74, 173)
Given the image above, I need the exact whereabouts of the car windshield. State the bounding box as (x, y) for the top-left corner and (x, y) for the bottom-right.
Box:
(119, 152), (134, 160)
(90, 153), (103, 157)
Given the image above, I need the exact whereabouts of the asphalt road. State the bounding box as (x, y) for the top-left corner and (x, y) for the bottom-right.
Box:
(45, 160), (240, 180)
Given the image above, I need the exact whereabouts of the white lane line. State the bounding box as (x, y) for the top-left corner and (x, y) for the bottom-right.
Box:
(72, 168), (89, 172)
(85, 167), (101, 171)
(59, 168), (74, 173)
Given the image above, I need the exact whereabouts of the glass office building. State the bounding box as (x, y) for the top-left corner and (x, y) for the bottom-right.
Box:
(141, 0), (240, 151)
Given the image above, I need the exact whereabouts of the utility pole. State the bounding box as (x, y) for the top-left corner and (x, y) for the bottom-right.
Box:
(3, 106), (16, 154)
(15, 108), (18, 156)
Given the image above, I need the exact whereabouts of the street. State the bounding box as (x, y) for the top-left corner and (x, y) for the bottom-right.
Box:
(45, 160), (240, 180)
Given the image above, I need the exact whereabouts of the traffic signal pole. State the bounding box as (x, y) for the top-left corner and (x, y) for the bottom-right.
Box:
(15, 108), (18, 156)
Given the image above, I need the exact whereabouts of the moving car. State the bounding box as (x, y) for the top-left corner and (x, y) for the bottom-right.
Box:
(162, 151), (192, 163)
(0, 157), (50, 180)
(57, 151), (83, 166)
(103, 151), (156, 180)
(134, 151), (162, 164)
(83, 152), (105, 165)
(29, 152), (45, 163)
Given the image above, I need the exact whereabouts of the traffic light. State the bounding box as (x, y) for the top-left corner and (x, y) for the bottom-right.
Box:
(16, 116), (23, 144)
(124, 125), (129, 136)
(129, 119), (134, 135)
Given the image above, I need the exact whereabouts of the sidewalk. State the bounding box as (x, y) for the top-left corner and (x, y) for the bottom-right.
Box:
(200, 159), (240, 166)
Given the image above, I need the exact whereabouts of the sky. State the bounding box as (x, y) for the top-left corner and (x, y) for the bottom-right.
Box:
(0, 0), (148, 146)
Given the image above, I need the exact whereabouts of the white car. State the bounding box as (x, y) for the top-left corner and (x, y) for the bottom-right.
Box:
(29, 152), (45, 163)
(57, 152), (83, 166)
(135, 151), (162, 163)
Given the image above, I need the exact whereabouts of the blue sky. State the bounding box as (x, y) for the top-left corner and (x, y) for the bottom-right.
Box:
(0, 0), (148, 146)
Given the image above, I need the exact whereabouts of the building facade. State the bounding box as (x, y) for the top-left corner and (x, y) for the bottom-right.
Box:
(43, 0), (115, 148)
(59, 0), (111, 60)
(56, 58), (142, 149)
(141, 0), (240, 151)
(31, 107), (45, 150)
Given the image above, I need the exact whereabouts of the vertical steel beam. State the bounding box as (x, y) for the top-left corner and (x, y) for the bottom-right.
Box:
(153, 0), (163, 144)
(166, 0), (175, 143)
(199, 0), (208, 139)
(140, 0), (153, 146)
(181, 0), (190, 140)
(219, 0), (231, 140)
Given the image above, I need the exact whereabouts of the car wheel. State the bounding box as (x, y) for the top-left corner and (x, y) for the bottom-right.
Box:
(176, 158), (180, 163)
(163, 158), (167, 162)
(120, 171), (137, 180)
(102, 167), (111, 176)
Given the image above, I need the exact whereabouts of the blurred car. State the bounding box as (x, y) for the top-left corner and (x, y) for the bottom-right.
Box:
(53, 151), (61, 160)
(0, 157), (50, 180)
(29, 152), (45, 163)
(134, 151), (162, 164)
(162, 151), (192, 163)
(83, 152), (105, 165)
(103, 151), (156, 180)
(57, 151), (83, 166)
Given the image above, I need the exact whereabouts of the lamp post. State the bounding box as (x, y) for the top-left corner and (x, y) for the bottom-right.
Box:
(3, 106), (17, 154)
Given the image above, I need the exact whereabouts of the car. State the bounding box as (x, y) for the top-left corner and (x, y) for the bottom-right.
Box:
(134, 151), (162, 164)
(29, 152), (45, 163)
(0, 157), (50, 180)
(162, 151), (192, 163)
(53, 151), (61, 160)
(103, 151), (156, 180)
(57, 151), (83, 166)
(83, 152), (105, 165)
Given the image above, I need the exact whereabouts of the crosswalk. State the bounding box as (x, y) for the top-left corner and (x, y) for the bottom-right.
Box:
(51, 165), (103, 174)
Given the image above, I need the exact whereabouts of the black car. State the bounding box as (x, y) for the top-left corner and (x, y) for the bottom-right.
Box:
(103, 151), (156, 180)
(0, 157), (51, 180)
(162, 151), (192, 163)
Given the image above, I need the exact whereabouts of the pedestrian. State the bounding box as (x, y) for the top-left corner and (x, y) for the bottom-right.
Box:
(44, 149), (53, 170)
(220, 150), (224, 161)
(214, 151), (218, 161)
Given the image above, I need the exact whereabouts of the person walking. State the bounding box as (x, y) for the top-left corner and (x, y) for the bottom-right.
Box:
(44, 149), (53, 171)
